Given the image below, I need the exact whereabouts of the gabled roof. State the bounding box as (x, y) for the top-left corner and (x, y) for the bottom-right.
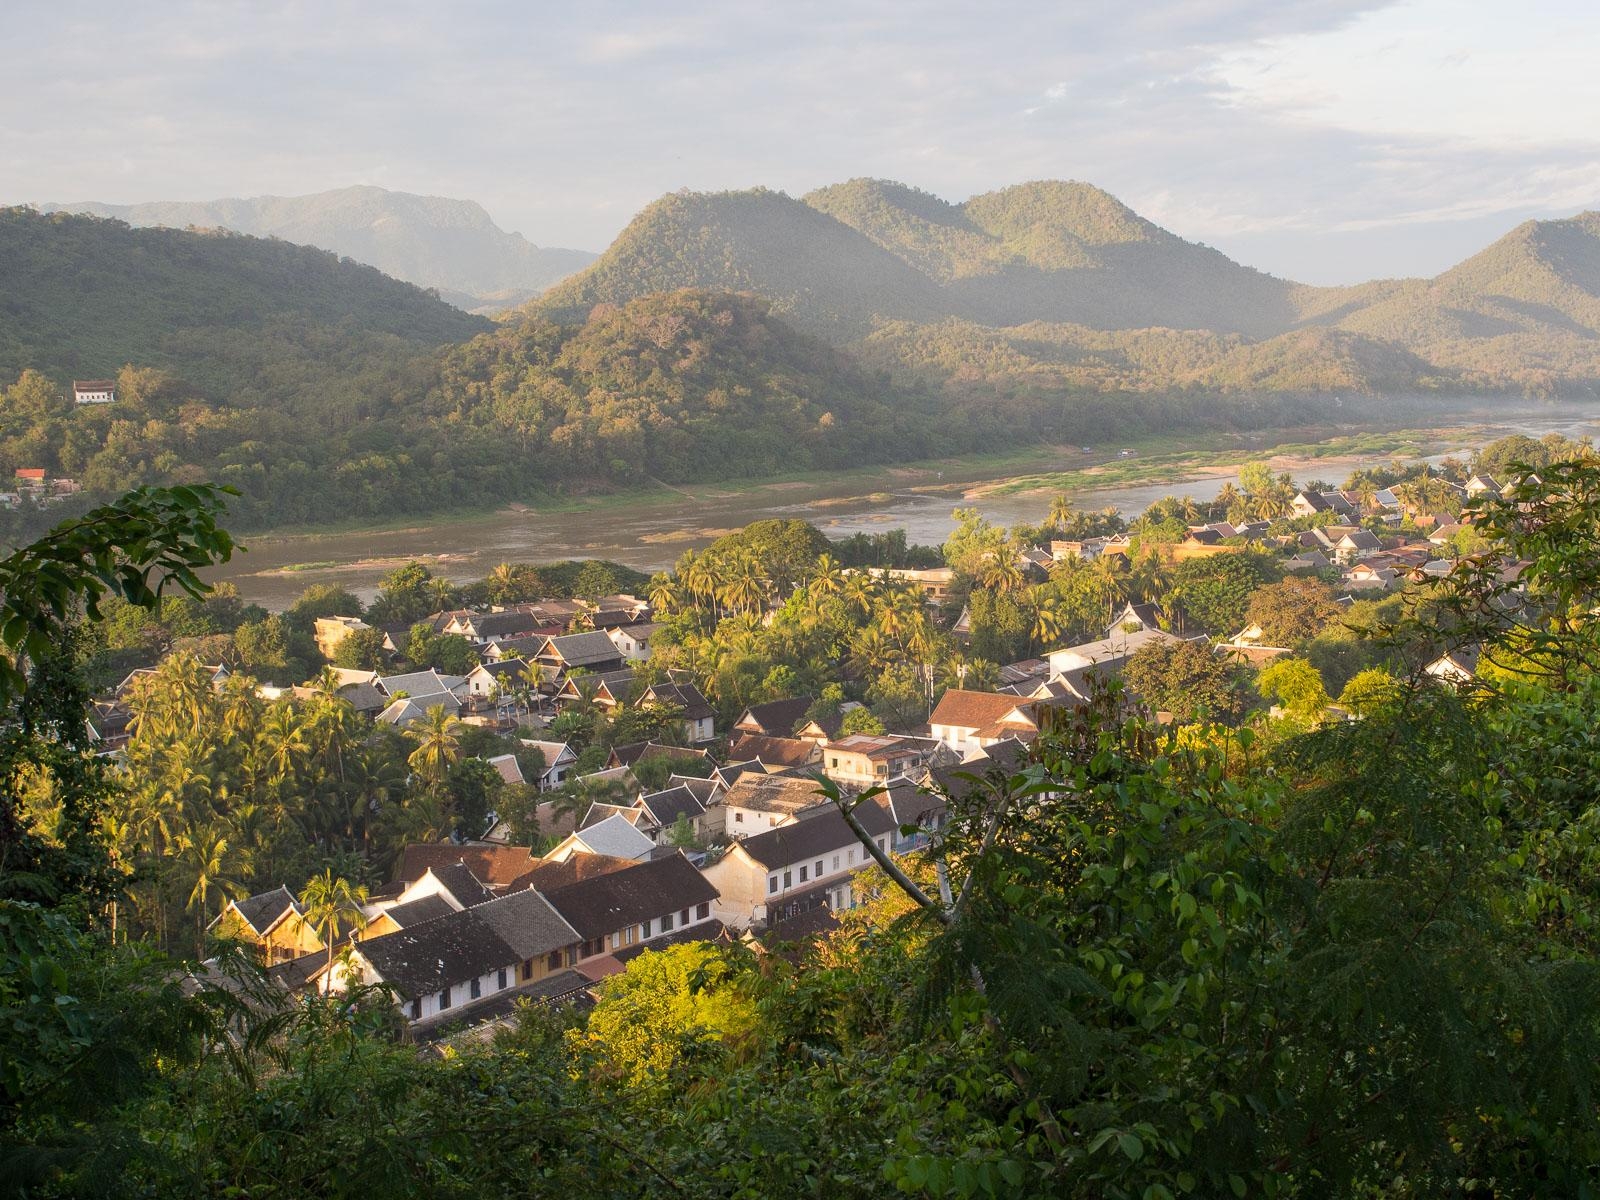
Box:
(472, 888), (581, 960)
(727, 733), (819, 768)
(667, 774), (724, 805)
(538, 631), (624, 668)
(377, 669), (467, 697)
(423, 863), (495, 909)
(642, 681), (714, 723)
(722, 772), (826, 814)
(466, 611), (545, 639)
(521, 740), (576, 768)
(608, 741), (711, 769)
(222, 885), (300, 936)
(377, 692), (462, 726)
(734, 696), (814, 737)
(542, 853), (718, 939)
(354, 909), (519, 999)
(732, 798), (896, 870)
(568, 812), (657, 859)
(879, 777), (946, 833)
(470, 658), (532, 680)
(394, 843), (538, 891)
(929, 689), (1036, 732)
(337, 681), (388, 714)
(485, 754), (524, 785)
(506, 854), (638, 895)
(381, 894), (457, 929)
(637, 785), (707, 828)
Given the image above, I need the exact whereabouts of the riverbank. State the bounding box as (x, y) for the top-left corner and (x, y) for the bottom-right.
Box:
(209, 400), (1600, 608)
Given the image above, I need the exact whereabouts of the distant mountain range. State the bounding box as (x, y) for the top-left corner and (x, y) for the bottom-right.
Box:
(43, 186), (596, 313)
(539, 178), (1600, 394)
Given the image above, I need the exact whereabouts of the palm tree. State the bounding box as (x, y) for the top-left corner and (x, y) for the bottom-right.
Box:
(175, 822), (244, 950)
(980, 556), (1024, 595)
(849, 627), (895, 677)
(647, 573), (682, 615)
(300, 869), (370, 978)
(407, 705), (463, 783)
(1047, 493), (1075, 534)
(1212, 482), (1242, 522)
(260, 702), (310, 786)
(809, 553), (844, 597)
(719, 555), (765, 616)
(1026, 587), (1064, 650)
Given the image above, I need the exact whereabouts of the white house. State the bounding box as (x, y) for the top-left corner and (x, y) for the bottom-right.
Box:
(72, 379), (115, 405)
(701, 799), (897, 930)
(606, 621), (662, 662)
(927, 690), (1041, 756)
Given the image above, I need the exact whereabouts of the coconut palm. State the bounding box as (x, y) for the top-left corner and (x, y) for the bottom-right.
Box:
(300, 869), (370, 977)
(980, 556), (1024, 595)
(406, 705), (463, 784)
(1047, 493), (1075, 533)
(260, 702), (310, 786)
(175, 822), (244, 949)
(1026, 587), (1064, 650)
(809, 553), (844, 597)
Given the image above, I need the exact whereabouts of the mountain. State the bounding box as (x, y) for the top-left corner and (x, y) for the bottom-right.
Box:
(541, 179), (1600, 396)
(542, 179), (1303, 339)
(44, 186), (596, 313)
(0, 206), (487, 395)
(537, 188), (954, 338)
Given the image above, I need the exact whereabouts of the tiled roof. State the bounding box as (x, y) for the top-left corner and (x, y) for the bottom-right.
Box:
(543, 853), (719, 940)
(727, 733), (819, 768)
(381, 894), (457, 929)
(569, 813), (655, 860)
(637, 785), (706, 828)
(227, 886), (300, 935)
(425, 863), (495, 908)
(643, 681), (714, 722)
(356, 910), (518, 999)
(929, 689), (1034, 731)
(394, 844), (538, 890)
(472, 888), (580, 960)
(506, 854), (637, 895)
(733, 798), (896, 870)
(722, 772), (827, 814)
(540, 631), (623, 667)
(735, 696), (814, 737)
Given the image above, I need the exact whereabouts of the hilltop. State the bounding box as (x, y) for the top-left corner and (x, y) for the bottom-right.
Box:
(44, 186), (596, 313)
(539, 179), (1600, 396)
(0, 207), (487, 394)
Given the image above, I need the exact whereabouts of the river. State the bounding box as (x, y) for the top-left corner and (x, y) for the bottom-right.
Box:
(208, 405), (1600, 609)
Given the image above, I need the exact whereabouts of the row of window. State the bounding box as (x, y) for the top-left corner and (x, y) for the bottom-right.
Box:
(405, 904), (717, 1021)
(766, 840), (887, 895)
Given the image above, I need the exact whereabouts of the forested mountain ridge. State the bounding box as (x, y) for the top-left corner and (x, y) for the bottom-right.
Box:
(538, 179), (1600, 394)
(44, 186), (596, 313)
(0, 206), (488, 394)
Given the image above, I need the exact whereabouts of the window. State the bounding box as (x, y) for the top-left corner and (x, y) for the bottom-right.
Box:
(875, 764), (887, 775)
(642, 918), (652, 937)
(470, 978), (481, 1000)
(410, 998), (422, 1020)
(696, 902), (710, 920)
(523, 960), (534, 981)
(815, 860), (824, 877)
(497, 968), (507, 990)
(847, 849), (855, 864)
(547, 951), (562, 971)
(661, 912), (674, 932)
(735, 812), (744, 823)
(799, 865), (808, 882)
(877, 837), (887, 851)
(831, 757), (839, 767)
(832, 855), (840, 871)
(679, 908), (689, 924)
(782, 871), (792, 888)
(439, 987), (452, 1011)
(768, 877), (778, 894)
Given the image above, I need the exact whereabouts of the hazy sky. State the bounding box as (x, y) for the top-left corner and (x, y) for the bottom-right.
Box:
(5, 0), (1599, 284)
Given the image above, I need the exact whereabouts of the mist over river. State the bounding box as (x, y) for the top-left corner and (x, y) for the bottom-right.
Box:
(208, 406), (1600, 609)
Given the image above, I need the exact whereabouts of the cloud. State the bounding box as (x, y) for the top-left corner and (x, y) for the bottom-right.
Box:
(1, 0), (1595, 283)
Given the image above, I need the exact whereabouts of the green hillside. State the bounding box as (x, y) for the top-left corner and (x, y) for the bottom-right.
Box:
(537, 188), (953, 338)
(0, 206), (487, 394)
(47, 186), (596, 313)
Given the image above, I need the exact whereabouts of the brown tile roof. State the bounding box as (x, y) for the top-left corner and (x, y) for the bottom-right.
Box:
(732, 798), (896, 870)
(727, 733), (820, 768)
(929, 689), (1035, 732)
(505, 854), (638, 896)
(722, 772), (827, 814)
(735, 696), (814, 737)
(394, 844), (539, 891)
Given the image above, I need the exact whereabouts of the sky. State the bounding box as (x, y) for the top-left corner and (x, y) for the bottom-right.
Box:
(4, 0), (1599, 284)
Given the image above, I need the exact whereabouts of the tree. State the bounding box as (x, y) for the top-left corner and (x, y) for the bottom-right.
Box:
(1245, 577), (1341, 646)
(1256, 656), (1331, 722)
(445, 757), (503, 840)
(331, 626), (387, 670)
(406, 706), (463, 784)
(1122, 639), (1250, 725)
(838, 707), (886, 736)
(574, 943), (754, 1096)
(300, 869), (369, 975)
(1169, 551), (1279, 636)
(1338, 667), (1404, 716)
